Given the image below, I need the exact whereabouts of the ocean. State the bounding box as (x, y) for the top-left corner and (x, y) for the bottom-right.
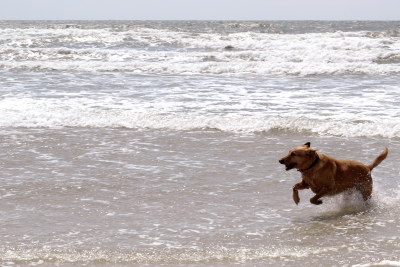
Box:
(0, 20), (399, 266)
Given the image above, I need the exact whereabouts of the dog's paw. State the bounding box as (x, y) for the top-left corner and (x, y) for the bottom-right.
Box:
(310, 198), (323, 205)
(293, 189), (300, 205)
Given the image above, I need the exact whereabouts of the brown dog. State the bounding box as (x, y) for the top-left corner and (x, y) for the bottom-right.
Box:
(279, 142), (388, 205)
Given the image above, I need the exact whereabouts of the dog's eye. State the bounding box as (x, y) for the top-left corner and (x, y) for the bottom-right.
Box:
(291, 152), (296, 156)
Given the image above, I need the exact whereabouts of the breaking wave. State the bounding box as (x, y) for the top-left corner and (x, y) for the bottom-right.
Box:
(1, 104), (399, 138)
(0, 23), (400, 76)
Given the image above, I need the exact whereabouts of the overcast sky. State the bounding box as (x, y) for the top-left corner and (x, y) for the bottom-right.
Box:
(1, 0), (399, 20)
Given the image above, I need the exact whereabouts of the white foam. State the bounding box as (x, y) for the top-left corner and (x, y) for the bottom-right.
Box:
(353, 260), (400, 267)
(1, 97), (399, 138)
(0, 27), (399, 75)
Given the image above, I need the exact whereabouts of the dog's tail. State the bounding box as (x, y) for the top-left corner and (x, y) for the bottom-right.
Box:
(368, 147), (389, 171)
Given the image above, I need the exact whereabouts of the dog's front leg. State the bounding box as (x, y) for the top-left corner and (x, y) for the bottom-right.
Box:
(293, 189), (300, 205)
(293, 180), (310, 205)
(310, 187), (329, 205)
(310, 195), (323, 205)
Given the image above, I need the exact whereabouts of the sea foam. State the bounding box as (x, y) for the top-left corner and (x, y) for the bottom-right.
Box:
(0, 26), (399, 76)
(1, 100), (399, 138)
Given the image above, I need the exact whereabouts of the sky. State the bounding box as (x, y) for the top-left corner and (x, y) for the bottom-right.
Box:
(1, 0), (399, 20)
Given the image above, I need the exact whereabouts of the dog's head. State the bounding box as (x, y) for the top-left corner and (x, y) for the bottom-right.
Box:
(279, 142), (317, 171)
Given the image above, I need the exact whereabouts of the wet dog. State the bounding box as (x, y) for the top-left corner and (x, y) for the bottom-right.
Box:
(279, 142), (388, 205)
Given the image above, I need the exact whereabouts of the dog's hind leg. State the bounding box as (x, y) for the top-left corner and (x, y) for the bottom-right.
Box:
(357, 180), (373, 201)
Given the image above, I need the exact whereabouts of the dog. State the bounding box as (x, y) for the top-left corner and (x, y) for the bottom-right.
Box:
(279, 142), (388, 205)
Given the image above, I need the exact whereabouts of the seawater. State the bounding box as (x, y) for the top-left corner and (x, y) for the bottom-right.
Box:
(0, 21), (399, 266)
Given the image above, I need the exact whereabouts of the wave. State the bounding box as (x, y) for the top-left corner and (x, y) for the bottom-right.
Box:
(1, 102), (399, 138)
(0, 26), (400, 76)
(1, 56), (400, 76)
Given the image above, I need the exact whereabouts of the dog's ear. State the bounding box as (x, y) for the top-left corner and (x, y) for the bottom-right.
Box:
(306, 148), (316, 156)
(303, 142), (311, 148)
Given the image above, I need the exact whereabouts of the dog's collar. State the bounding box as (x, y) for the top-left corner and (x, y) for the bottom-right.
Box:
(298, 154), (320, 173)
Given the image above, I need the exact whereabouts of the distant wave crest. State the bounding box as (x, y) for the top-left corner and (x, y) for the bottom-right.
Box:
(0, 26), (400, 76)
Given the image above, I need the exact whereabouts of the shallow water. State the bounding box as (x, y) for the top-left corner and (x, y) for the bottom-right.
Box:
(0, 129), (399, 266)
